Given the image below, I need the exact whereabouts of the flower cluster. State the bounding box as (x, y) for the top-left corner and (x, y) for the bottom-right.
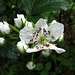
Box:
(0, 14), (66, 70)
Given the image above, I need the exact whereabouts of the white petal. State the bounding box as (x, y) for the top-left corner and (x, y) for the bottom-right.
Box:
(35, 18), (48, 29)
(25, 21), (33, 27)
(20, 26), (35, 43)
(0, 22), (3, 31)
(47, 20), (64, 41)
(26, 44), (44, 53)
(42, 49), (50, 56)
(17, 41), (28, 53)
(26, 61), (36, 70)
(0, 37), (5, 45)
(0, 21), (10, 34)
(44, 43), (66, 54)
(51, 20), (57, 24)
(14, 14), (26, 28)
(59, 33), (64, 41)
(17, 14), (26, 22)
(14, 18), (22, 28)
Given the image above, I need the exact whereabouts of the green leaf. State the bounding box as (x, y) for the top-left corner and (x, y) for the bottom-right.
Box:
(0, 0), (6, 13)
(18, 0), (70, 15)
(0, 39), (20, 59)
(50, 71), (56, 75)
(40, 70), (49, 75)
(45, 62), (51, 71)
(35, 63), (44, 71)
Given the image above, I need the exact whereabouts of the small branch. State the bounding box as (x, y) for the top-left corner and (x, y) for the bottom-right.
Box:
(9, 25), (19, 33)
(31, 53), (34, 61)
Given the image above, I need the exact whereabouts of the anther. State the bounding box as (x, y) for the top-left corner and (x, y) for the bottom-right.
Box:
(48, 31), (50, 34)
(30, 39), (33, 42)
(36, 46), (39, 49)
(43, 28), (46, 32)
(46, 44), (49, 47)
(36, 34), (38, 37)
(52, 36), (54, 39)
(39, 28), (41, 30)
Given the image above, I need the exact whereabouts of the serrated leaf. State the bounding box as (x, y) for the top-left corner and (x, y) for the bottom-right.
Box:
(40, 70), (49, 75)
(45, 62), (51, 71)
(18, 0), (70, 15)
(0, 38), (20, 59)
(35, 63), (44, 71)
(50, 71), (56, 75)
(0, 0), (6, 13)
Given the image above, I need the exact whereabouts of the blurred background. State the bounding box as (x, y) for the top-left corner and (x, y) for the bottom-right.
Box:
(0, 0), (75, 75)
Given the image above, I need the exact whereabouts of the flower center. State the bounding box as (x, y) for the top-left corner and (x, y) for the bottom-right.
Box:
(38, 36), (46, 44)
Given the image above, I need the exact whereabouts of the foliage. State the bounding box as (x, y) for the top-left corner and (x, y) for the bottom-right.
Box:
(0, 0), (75, 75)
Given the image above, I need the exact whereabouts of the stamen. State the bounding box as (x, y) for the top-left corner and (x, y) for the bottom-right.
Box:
(36, 34), (38, 37)
(39, 28), (41, 30)
(36, 46), (39, 49)
(33, 32), (36, 35)
(52, 36), (54, 39)
(30, 39), (33, 42)
(46, 44), (49, 47)
(42, 47), (44, 48)
(43, 28), (46, 32)
(48, 31), (50, 34)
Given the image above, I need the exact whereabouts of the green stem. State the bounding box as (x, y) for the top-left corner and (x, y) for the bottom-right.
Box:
(8, 35), (19, 39)
(9, 25), (19, 33)
(32, 53), (34, 61)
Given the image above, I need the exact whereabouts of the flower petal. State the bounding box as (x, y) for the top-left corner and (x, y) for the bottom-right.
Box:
(47, 20), (64, 42)
(26, 44), (44, 53)
(26, 61), (36, 70)
(59, 33), (64, 41)
(17, 14), (26, 22)
(0, 37), (5, 45)
(17, 41), (28, 53)
(25, 21), (33, 27)
(35, 18), (48, 29)
(20, 26), (36, 43)
(44, 43), (66, 53)
(0, 21), (10, 34)
(14, 14), (26, 28)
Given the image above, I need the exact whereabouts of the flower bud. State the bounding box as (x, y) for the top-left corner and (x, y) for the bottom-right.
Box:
(0, 21), (10, 34)
(42, 49), (50, 56)
(14, 14), (26, 28)
(17, 41), (28, 53)
(26, 61), (36, 70)
(0, 37), (5, 45)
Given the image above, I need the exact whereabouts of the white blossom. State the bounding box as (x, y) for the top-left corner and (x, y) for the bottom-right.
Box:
(17, 41), (28, 53)
(42, 49), (50, 56)
(0, 37), (5, 45)
(59, 33), (64, 41)
(0, 21), (10, 34)
(26, 61), (36, 70)
(14, 14), (26, 28)
(20, 18), (66, 54)
(25, 21), (33, 27)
